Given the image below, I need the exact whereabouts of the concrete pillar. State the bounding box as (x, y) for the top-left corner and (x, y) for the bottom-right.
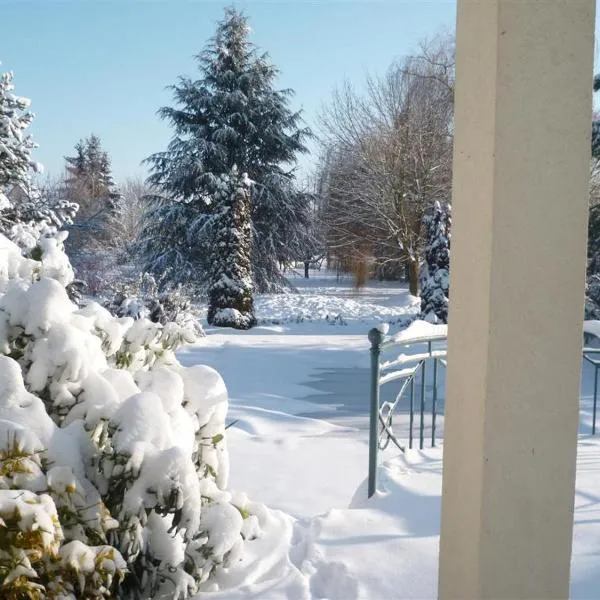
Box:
(438, 1), (595, 599)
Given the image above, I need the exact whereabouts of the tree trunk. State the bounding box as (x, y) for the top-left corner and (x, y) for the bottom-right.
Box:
(408, 258), (419, 296)
(304, 261), (310, 278)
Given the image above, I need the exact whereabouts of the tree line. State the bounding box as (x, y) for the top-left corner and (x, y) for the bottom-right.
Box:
(316, 35), (454, 297)
(0, 10), (491, 329)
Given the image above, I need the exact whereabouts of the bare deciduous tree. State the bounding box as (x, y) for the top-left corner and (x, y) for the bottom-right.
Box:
(319, 34), (455, 295)
(106, 177), (150, 255)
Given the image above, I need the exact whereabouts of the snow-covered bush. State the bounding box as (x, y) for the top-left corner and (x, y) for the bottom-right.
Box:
(0, 231), (257, 598)
(587, 186), (600, 319)
(104, 272), (204, 340)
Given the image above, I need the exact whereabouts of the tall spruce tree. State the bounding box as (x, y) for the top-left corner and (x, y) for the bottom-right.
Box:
(420, 201), (451, 323)
(207, 170), (256, 329)
(141, 7), (310, 293)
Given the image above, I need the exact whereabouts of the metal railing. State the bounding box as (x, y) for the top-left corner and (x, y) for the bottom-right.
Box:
(368, 323), (600, 498)
(583, 347), (600, 435)
(368, 325), (447, 497)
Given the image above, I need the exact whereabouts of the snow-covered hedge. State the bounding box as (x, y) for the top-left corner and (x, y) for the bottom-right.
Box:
(0, 232), (257, 598)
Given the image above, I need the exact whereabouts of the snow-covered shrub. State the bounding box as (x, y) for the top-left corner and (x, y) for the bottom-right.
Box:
(104, 272), (204, 340)
(0, 231), (257, 598)
(420, 201), (451, 324)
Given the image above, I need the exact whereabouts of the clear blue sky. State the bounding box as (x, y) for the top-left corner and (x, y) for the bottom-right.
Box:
(5, 0), (593, 184)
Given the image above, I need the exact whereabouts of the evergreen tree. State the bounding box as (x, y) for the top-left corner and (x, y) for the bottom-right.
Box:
(64, 134), (120, 264)
(593, 75), (600, 158)
(0, 67), (77, 251)
(0, 69), (38, 189)
(65, 134), (119, 219)
(141, 7), (310, 293)
(586, 184), (600, 318)
(207, 170), (256, 329)
(420, 201), (451, 323)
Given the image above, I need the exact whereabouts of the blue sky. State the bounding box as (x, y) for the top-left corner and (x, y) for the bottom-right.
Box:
(3, 0), (585, 184)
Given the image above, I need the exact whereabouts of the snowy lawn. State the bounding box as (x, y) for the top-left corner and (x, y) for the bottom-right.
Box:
(180, 272), (600, 599)
(179, 275), (600, 600)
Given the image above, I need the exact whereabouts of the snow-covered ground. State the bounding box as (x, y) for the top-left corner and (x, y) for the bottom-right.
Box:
(179, 271), (600, 599)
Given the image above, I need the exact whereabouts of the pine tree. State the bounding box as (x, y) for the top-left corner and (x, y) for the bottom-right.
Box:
(0, 67), (77, 250)
(207, 171), (256, 329)
(420, 201), (451, 323)
(65, 134), (119, 219)
(64, 134), (120, 264)
(142, 7), (310, 293)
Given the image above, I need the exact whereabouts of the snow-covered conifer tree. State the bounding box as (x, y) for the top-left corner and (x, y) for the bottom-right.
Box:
(420, 201), (451, 323)
(0, 67), (77, 251)
(0, 69), (37, 189)
(593, 75), (600, 158)
(141, 7), (311, 293)
(207, 172), (256, 329)
(64, 134), (120, 263)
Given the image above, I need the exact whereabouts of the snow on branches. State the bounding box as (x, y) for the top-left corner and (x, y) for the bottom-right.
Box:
(207, 172), (256, 330)
(420, 201), (451, 324)
(0, 69), (37, 189)
(0, 67), (78, 253)
(142, 7), (311, 294)
(0, 230), (262, 598)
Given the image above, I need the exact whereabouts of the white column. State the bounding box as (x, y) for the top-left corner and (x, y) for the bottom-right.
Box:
(438, 1), (596, 598)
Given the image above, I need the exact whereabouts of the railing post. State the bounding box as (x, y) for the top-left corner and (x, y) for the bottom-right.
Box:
(368, 328), (383, 498)
(409, 377), (415, 449)
(594, 364), (598, 435)
(420, 360), (426, 449)
(432, 358), (439, 447)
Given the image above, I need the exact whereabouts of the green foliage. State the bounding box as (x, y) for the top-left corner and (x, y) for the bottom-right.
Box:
(29, 246), (43, 262)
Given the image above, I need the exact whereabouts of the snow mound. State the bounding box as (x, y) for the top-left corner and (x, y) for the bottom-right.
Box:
(255, 292), (419, 326)
(391, 318), (447, 344)
(299, 451), (443, 600)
